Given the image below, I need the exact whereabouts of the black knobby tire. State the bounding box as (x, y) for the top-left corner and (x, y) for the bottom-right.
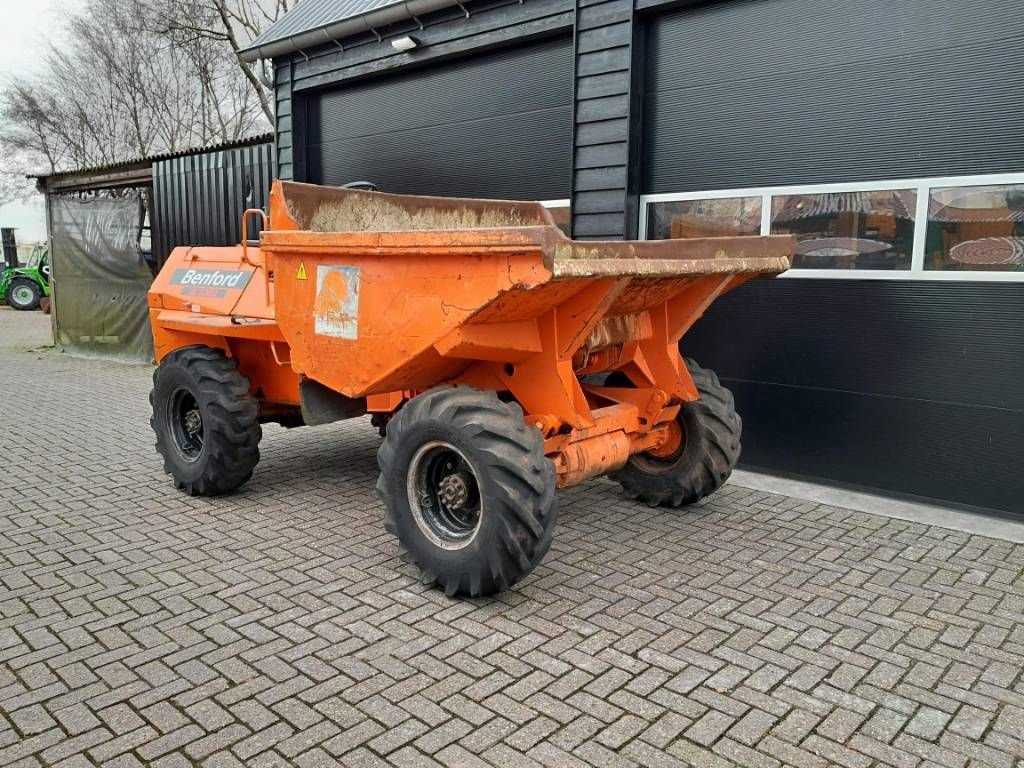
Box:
(376, 386), (558, 597)
(611, 359), (741, 507)
(8, 278), (41, 311)
(150, 346), (262, 496)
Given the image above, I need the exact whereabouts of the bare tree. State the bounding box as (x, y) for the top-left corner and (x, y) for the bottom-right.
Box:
(0, 0), (283, 179)
(148, 0), (290, 126)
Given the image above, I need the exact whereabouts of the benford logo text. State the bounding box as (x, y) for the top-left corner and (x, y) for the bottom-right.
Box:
(170, 268), (252, 291)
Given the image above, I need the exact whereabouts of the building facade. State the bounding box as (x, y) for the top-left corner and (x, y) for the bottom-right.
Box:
(244, 0), (1024, 514)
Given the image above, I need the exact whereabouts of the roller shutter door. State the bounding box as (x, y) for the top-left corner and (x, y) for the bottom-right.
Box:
(645, 0), (1024, 513)
(306, 37), (572, 200)
(644, 0), (1024, 192)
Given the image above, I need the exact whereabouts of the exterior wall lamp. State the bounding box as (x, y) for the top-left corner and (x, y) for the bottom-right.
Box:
(391, 36), (419, 52)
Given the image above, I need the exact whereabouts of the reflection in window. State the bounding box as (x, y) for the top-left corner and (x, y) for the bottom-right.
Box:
(647, 197), (761, 240)
(925, 184), (1024, 271)
(542, 203), (571, 236)
(770, 190), (916, 270)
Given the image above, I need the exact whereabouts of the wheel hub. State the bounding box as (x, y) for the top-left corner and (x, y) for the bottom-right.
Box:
(438, 472), (473, 510)
(647, 419), (684, 459)
(183, 409), (202, 438)
(12, 286), (33, 304)
(407, 442), (483, 550)
(169, 388), (205, 461)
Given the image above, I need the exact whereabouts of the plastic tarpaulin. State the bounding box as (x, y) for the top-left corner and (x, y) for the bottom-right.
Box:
(49, 190), (155, 361)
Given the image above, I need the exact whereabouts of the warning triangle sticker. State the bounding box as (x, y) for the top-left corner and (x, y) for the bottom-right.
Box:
(296, 262), (308, 280)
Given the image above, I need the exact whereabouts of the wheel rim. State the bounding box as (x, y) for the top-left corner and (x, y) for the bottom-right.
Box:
(633, 415), (688, 472)
(11, 285), (33, 305)
(407, 441), (483, 550)
(168, 388), (204, 461)
(646, 418), (683, 460)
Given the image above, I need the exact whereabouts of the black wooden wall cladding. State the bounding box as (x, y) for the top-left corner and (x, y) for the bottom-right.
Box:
(570, 0), (642, 240)
(683, 279), (1024, 514)
(152, 142), (275, 267)
(305, 37), (573, 201)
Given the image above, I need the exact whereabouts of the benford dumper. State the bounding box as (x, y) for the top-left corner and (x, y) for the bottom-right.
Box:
(148, 181), (792, 596)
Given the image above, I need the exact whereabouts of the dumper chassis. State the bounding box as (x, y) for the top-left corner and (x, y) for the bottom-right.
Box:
(148, 181), (791, 596)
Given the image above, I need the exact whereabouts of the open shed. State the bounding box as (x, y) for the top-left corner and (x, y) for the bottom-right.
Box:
(33, 135), (274, 362)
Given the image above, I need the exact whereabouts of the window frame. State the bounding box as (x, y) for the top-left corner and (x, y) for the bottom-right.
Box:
(639, 172), (1024, 282)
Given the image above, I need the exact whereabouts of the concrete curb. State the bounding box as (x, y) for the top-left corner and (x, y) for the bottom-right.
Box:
(730, 469), (1024, 543)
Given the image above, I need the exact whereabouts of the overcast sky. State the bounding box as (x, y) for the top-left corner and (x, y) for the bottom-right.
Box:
(0, 0), (66, 244)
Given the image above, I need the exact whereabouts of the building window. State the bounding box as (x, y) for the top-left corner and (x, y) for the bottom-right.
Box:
(925, 184), (1024, 272)
(771, 190), (916, 270)
(646, 197), (761, 240)
(640, 173), (1024, 281)
(541, 200), (571, 236)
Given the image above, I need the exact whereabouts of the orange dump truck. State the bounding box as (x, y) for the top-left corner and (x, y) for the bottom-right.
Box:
(148, 181), (792, 596)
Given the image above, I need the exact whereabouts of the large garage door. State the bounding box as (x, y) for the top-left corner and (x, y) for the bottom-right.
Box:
(643, 0), (1024, 513)
(644, 0), (1024, 193)
(306, 37), (572, 200)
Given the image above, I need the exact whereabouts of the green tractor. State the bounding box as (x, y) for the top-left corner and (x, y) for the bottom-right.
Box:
(0, 245), (51, 311)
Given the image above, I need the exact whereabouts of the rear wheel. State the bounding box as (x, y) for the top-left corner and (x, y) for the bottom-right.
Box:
(611, 359), (741, 507)
(376, 386), (557, 597)
(8, 278), (41, 311)
(150, 346), (261, 496)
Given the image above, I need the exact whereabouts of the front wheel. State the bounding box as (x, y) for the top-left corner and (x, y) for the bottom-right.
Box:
(611, 359), (741, 507)
(376, 386), (558, 597)
(8, 278), (41, 311)
(150, 346), (261, 496)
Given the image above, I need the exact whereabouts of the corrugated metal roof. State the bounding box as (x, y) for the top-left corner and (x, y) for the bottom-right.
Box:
(31, 133), (274, 183)
(245, 0), (401, 52)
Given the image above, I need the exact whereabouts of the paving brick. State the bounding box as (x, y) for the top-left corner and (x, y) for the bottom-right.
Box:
(947, 705), (993, 740)
(893, 733), (968, 768)
(52, 703), (102, 735)
(2, 307), (1024, 768)
(232, 722), (294, 760)
(413, 717), (474, 754)
(88, 726), (159, 763)
(457, 717), (517, 752)
(729, 708), (777, 746)
(9, 704), (57, 735)
(848, 733), (920, 768)
(939, 731), (1015, 768)
(772, 707), (821, 744)
(802, 735), (872, 768)
(323, 719), (385, 757)
(759, 734), (828, 768)
(685, 710), (734, 747)
(141, 701), (190, 734)
(905, 706), (952, 741)
(860, 706), (909, 743)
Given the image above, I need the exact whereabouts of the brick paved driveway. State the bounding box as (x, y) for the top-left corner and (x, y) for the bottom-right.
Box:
(2, 307), (1023, 768)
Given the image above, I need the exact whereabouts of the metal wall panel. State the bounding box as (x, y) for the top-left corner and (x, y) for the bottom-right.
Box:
(273, 0), (574, 180)
(644, 0), (1024, 193)
(683, 279), (1024, 514)
(305, 37), (573, 199)
(645, 0), (1024, 513)
(152, 142), (275, 265)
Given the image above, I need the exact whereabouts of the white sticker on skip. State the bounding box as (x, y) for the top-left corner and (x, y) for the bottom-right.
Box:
(314, 265), (360, 339)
